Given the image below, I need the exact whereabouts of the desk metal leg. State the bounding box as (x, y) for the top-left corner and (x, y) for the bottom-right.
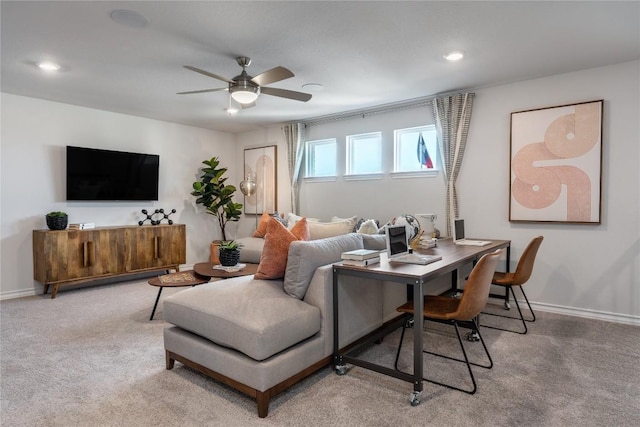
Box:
(503, 246), (512, 309)
(411, 280), (424, 405)
(150, 287), (163, 321)
(332, 268), (347, 374)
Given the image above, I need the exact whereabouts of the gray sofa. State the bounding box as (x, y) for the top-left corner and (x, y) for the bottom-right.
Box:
(163, 233), (404, 417)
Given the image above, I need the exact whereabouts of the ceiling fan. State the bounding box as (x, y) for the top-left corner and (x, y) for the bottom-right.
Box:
(177, 56), (312, 107)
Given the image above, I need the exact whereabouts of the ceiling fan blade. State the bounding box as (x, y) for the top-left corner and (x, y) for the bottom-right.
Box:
(260, 87), (312, 102)
(183, 65), (234, 83)
(251, 66), (294, 86)
(176, 88), (227, 95)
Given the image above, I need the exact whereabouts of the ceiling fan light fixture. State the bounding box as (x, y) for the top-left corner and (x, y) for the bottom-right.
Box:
(37, 61), (61, 72)
(230, 84), (260, 104)
(444, 50), (465, 61)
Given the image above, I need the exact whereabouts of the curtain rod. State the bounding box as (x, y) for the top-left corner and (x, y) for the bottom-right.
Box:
(300, 90), (475, 127)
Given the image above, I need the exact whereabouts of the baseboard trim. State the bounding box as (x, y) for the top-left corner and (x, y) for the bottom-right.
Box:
(0, 288), (37, 301)
(3, 281), (638, 326)
(530, 301), (640, 326)
(1, 264), (196, 301)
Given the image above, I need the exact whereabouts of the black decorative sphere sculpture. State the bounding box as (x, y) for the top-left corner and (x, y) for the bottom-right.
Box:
(138, 208), (176, 226)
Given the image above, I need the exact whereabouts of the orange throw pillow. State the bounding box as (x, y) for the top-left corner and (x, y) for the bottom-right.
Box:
(252, 212), (271, 238)
(254, 217), (310, 280)
(290, 217), (310, 241)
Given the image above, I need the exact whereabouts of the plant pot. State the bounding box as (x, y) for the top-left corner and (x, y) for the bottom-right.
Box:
(210, 242), (221, 264)
(46, 215), (68, 230)
(218, 249), (240, 266)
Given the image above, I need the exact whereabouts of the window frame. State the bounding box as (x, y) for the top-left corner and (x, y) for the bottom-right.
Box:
(304, 138), (337, 180)
(345, 131), (383, 178)
(391, 124), (439, 179)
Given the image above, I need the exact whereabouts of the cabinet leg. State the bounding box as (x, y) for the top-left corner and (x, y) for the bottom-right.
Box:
(43, 284), (50, 295)
(51, 284), (60, 299)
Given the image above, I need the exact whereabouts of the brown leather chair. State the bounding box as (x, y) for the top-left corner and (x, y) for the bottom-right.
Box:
(393, 249), (502, 395)
(483, 236), (543, 334)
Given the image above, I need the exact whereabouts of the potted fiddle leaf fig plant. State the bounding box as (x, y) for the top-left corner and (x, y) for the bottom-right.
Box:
(218, 240), (243, 266)
(191, 157), (243, 262)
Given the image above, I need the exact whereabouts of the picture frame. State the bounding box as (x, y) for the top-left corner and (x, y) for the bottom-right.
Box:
(509, 99), (603, 224)
(243, 145), (277, 215)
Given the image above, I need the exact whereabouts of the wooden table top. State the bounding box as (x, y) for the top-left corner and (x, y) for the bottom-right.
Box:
(148, 271), (210, 288)
(193, 262), (259, 279)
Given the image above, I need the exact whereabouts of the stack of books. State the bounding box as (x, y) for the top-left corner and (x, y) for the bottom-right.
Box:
(418, 237), (437, 249)
(68, 222), (95, 230)
(341, 249), (380, 266)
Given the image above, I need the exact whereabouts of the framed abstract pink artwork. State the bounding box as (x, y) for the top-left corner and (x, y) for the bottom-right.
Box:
(509, 100), (603, 224)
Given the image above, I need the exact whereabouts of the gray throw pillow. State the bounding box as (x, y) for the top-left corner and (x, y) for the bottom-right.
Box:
(284, 233), (364, 299)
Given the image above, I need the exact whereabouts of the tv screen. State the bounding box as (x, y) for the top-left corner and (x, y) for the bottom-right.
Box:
(66, 146), (159, 201)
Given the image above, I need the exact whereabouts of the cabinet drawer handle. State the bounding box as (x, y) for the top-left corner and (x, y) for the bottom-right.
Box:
(83, 241), (95, 267)
(88, 241), (94, 266)
(154, 236), (161, 259)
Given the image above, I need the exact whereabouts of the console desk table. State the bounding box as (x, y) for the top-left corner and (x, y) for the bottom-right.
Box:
(332, 238), (510, 406)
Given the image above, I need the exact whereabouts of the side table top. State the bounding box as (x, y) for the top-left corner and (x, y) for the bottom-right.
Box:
(148, 271), (209, 288)
(194, 262), (259, 279)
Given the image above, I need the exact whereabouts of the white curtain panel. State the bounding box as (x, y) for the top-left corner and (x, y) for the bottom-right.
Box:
(432, 93), (475, 237)
(283, 123), (306, 215)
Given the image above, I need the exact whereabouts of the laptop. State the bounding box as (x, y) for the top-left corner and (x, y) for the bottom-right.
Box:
(453, 219), (491, 246)
(385, 225), (442, 265)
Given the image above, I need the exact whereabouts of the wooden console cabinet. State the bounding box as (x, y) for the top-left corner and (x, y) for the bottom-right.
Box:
(33, 224), (186, 298)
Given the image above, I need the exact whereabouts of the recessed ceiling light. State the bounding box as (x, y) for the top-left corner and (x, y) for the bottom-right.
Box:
(302, 83), (324, 92)
(37, 61), (61, 72)
(444, 51), (464, 61)
(110, 9), (149, 28)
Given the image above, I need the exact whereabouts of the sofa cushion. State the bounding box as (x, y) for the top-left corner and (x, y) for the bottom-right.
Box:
(252, 212), (286, 238)
(164, 277), (321, 361)
(331, 215), (359, 232)
(255, 218), (309, 280)
(236, 237), (265, 264)
(284, 233), (364, 299)
(357, 219), (379, 234)
(362, 233), (387, 250)
(307, 219), (355, 240)
(285, 212), (319, 228)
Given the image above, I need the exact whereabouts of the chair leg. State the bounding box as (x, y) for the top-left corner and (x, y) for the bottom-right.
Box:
(420, 322), (478, 395)
(519, 287), (536, 322)
(393, 317), (492, 395)
(481, 285), (534, 334)
(394, 315), (410, 370)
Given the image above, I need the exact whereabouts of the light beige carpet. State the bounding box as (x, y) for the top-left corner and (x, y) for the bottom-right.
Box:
(1, 279), (639, 426)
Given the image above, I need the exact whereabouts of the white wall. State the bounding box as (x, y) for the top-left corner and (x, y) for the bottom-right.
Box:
(2, 61), (638, 323)
(302, 109), (447, 226)
(463, 61), (639, 323)
(1, 94), (237, 298)
(239, 61), (639, 323)
(233, 126), (292, 238)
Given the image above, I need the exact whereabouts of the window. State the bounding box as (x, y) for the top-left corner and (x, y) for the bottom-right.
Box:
(305, 138), (336, 178)
(394, 125), (438, 173)
(346, 132), (382, 176)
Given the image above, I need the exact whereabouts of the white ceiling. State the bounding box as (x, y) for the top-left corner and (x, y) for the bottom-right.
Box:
(2, 1), (638, 133)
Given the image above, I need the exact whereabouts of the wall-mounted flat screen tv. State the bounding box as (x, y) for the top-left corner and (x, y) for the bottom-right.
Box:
(66, 146), (159, 201)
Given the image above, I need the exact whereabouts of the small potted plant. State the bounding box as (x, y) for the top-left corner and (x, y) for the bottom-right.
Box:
(218, 240), (243, 266)
(46, 211), (68, 230)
